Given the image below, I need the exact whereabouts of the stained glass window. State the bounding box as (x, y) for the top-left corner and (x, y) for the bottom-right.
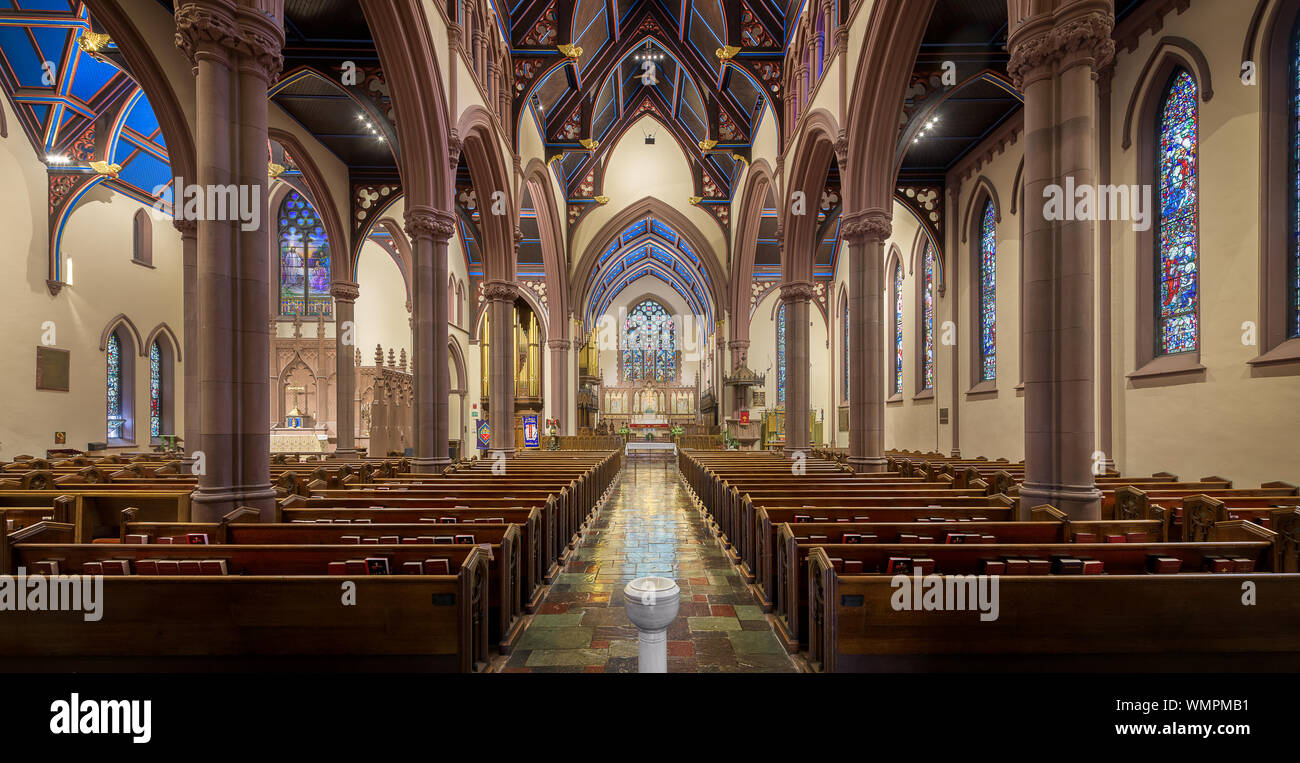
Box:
(921, 242), (936, 390)
(623, 300), (676, 382)
(149, 340), (161, 438)
(776, 302), (787, 407)
(893, 262), (903, 395)
(1291, 19), (1300, 338)
(107, 332), (123, 439)
(842, 298), (850, 401)
(278, 191), (332, 316)
(1155, 69), (1199, 355)
(979, 200), (997, 381)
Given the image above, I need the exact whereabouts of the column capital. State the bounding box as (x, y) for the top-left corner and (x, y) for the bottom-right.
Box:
(840, 209), (891, 244)
(174, 1), (284, 82)
(329, 281), (360, 303)
(173, 218), (198, 237)
(482, 280), (519, 302)
(779, 280), (815, 303)
(404, 206), (456, 242)
(727, 339), (750, 351)
(546, 338), (570, 351)
(1007, 6), (1114, 89)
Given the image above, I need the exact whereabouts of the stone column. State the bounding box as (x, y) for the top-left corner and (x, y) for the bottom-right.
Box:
(842, 211), (891, 473)
(331, 281), (359, 457)
(484, 280), (517, 457)
(175, 218), (198, 467)
(715, 327), (728, 425)
(1007, 0), (1113, 519)
(405, 207), (456, 472)
(175, 0), (283, 521)
(780, 281), (814, 454)
(548, 338), (570, 434)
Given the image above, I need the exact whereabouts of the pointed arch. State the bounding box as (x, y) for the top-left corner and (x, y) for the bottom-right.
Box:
(269, 128), (350, 284)
(784, 108), (841, 282)
(1121, 37), (1215, 151)
(362, 0), (453, 211)
(131, 209), (153, 266)
(457, 105), (516, 281)
(99, 314), (144, 353)
(960, 175), (1003, 245)
(448, 337), (468, 394)
(521, 157), (569, 329)
(143, 322), (183, 362)
(145, 326), (178, 440)
(731, 158), (779, 344)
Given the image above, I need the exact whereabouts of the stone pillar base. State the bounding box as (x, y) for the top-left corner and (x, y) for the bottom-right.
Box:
(410, 456), (451, 473)
(191, 485), (277, 523)
(949, 449), (962, 458)
(847, 456), (888, 474)
(1018, 482), (1103, 521)
(333, 448), (358, 459)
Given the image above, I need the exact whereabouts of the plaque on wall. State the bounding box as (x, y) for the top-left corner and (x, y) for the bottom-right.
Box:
(752, 390), (765, 407)
(36, 347), (70, 391)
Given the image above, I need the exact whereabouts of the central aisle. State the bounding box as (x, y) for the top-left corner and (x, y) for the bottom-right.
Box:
(499, 456), (798, 673)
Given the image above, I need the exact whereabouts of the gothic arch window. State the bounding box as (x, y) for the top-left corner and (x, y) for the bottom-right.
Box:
(456, 280), (465, 325)
(1153, 69), (1199, 357)
(147, 332), (177, 442)
(622, 299), (676, 383)
(278, 191), (332, 317)
(1256, 3), (1300, 366)
(917, 240), (936, 392)
(448, 275), (456, 323)
(892, 259), (904, 397)
(975, 199), (997, 383)
(840, 291), (849, 403)
(106, 327), (136, 443)
(776, 302), (787, 407)
(131, 208), (152, 266)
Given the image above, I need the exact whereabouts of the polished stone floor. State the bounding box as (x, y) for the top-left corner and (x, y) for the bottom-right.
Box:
(497, 455), (799, 673)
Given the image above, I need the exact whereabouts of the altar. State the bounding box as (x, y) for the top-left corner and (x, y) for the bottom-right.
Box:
(626, 441), (676, 456)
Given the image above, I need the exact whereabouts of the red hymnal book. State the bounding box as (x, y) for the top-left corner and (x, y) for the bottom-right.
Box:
(1002, 558), (1029, 575)
(1204, 557), (1233, 574)
(1126, 531), (1148, 543)
(794, 515), (811, 523)
(365, 558), (390, 575)
(34, 560), (60, 575)
(843, 560), (863, 574)
(124, 534), (149, 544)
(886, 556), (913, 574)
(178, 560), (203, 575)
(1232, 557), (1256, 573)
(1104, 534), (1126, 543)
(808, 535), (828, 542)
(100, 560), (129, 575)
(912, 558), (936, 575)
(434, 535), (453, 544)
(380, 536), (399, 544)
(156, 536), (175, 544)
(82, 561), (103, 575)
(186, 533), (210, 545)
(344, 559), (369, 575)
(828, 557), (844, 573)
(400, 537), (420, 544)
(979, 559), (1005, 575)
(199, 559), (228, 575)
(326, 562), (347, 575)
(341, 536), (361, 544)
(842, 533), (861, 544)
(454, 534), (475, 544)
(1081, 559), (1105, 575)
(1026, 559), (1050, 575)
(355, 519), (372, 524)
(485, 518), (504, 523)
(401, 561), (424, 575)
(1147, 555), (1181, 574)
(135, 560), (158, 575)
(157, 560), (180, 574)
(835, 518), (850, 523)
(918, 536), (934, 544)
(419, 518), (439, 523)
(423, 558), (450, 575)
(899, 534), (919, 544)
(1073, 532), (1098, 544)
(944, 533), (968, 544)
(417, 536), (435, 543)
(440, 517), (459, 524)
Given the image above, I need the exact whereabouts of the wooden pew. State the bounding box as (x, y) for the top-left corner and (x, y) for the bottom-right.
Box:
(809, 546), (1300, 672)
(1, 532), (492, 672)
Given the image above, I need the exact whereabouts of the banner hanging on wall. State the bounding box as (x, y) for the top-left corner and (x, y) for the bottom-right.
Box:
(476, 419), (491, 450)
(523, 415), (539, 448)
